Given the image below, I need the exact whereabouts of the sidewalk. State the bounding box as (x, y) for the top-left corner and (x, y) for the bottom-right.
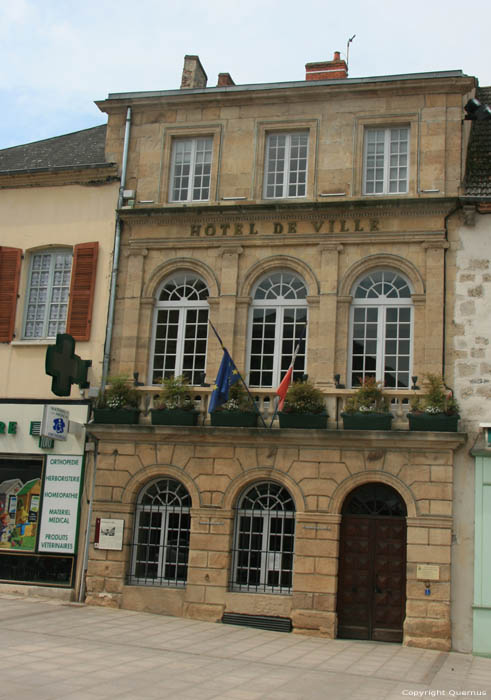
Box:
(3, 593), (491, 700)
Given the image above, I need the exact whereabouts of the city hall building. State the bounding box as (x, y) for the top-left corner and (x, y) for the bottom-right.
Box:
(84, 55), (474, 650)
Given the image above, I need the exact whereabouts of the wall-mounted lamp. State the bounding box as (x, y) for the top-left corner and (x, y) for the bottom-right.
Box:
(133, 372), (144, 386)
(411, 376), (420, 390)
(465, 98), (491, 121)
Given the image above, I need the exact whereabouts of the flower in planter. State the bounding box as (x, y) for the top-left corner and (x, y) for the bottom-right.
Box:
(97, 375), (139, 410)
(410, 374), (459, 416)
(282, 379), (326, 415)
(153, 375), (195, 411)
(343, 377), (390, 415)
(213, 382), (253, 412)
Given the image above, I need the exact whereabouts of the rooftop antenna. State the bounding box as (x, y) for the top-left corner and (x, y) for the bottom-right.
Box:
(346, 35), (356, 73)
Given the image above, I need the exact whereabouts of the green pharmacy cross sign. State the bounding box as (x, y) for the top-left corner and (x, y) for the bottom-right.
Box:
(45, 333), (92, 397)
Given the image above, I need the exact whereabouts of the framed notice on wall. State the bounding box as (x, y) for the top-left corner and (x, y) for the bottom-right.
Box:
(38, 455), (83, 554)
(94, 518), (124, 550)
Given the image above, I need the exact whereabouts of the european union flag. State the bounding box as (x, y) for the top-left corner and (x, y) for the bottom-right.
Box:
(208, 349), (240, 413)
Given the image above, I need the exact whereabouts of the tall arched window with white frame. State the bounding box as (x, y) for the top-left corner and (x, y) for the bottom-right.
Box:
(247, 271), (308, 388)
(129, 478), (191, 587)
(349, 270), (413, 388)
(150, 272), (209, 385)
(231, 481), (296, 594)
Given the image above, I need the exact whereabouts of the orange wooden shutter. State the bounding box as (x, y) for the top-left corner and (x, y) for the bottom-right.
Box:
(66, 242), (99, 341)
(0, 246), (22, 343)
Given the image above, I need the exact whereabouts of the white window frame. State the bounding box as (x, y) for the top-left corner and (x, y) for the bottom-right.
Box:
(231, 481), (295, 594)
(129, 478), (191, 588)
(149, 273), (209, 385)
(348, 270), (413, 389)
(363, 127), (409, 195)
(263, 131), (309, 199)
(22, 248), (72, 340)
(246, 272), (308, 388)
(169, 137), (213, 202)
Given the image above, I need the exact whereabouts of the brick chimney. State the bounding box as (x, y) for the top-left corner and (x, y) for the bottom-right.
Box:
(305, 51), (348, 81)
(217, 73), (235, 87)
(180, 55), (208, 89)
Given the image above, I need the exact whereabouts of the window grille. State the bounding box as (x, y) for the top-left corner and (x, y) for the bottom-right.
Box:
(230, 482), (295, 594)
(128, 478), (191, 587)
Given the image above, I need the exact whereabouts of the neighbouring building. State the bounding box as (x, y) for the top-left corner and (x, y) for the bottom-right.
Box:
(0, 127), (118, 594)
(84, 54), (477, 650)
(449, 86), (491, 654)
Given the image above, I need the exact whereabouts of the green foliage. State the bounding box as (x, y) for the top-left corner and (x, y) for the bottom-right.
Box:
(217, 382), (254, 412)
(410, 373), (459, 416)
(154, 375), (195, 411)
(282, 379), (326, 415)
(344, 377), (390, 415)
(98, 375), (140, 409)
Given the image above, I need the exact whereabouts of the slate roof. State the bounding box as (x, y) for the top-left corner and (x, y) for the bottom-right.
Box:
(464, 87), (491, 198)
(0, 124), (110, 174)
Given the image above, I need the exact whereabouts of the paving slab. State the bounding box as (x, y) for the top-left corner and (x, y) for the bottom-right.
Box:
(2, 593), (491, 699)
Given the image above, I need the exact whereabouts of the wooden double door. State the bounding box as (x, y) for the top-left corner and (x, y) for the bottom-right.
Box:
(336, 484), (407, 643)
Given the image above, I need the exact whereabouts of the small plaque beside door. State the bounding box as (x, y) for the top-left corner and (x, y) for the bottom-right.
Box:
(416, 564), (440, 581)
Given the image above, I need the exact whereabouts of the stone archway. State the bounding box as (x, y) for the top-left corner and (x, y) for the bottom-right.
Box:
(336, 481), (407, 643)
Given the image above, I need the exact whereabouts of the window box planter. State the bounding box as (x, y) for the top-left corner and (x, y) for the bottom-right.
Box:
(279, 412), (328, 429)
(407, 413), (459, 432)
(150, 409), (199, 426)
(92, 408), (140, 424)
(341, 412), (393, 431)
(211, 411), (258, 427)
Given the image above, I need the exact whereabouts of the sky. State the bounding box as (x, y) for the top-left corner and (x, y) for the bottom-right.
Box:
(1, 0), (491, 150)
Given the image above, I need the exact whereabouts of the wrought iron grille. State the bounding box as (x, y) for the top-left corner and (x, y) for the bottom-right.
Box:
(230, 482), (295, 594)
(128, 478), (191, 587)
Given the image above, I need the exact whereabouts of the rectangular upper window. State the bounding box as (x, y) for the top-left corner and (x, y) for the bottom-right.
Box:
(24, 251), (72, 339)
(263, 132), (308, 199)
(363, 127), (409, 195)
(170, 137), (213, 202)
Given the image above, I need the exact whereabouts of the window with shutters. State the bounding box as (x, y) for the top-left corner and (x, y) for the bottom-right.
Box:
(21, 243), (98, 342)
(0, 246), (22, 343)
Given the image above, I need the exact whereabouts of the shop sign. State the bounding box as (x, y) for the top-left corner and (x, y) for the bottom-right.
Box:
(41, 405), (69, 441)
(38, 455), (83, 553)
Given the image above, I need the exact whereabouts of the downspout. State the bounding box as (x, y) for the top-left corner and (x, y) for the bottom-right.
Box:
(78, 434), (98, 602)
(100, 105), (132, 393)
(78, 108), (131, 602)
(442, 203), (461, 378)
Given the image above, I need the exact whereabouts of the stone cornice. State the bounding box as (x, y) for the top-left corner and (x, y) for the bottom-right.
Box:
(87, 423), (467, 451)
(119, 197), (458, 224)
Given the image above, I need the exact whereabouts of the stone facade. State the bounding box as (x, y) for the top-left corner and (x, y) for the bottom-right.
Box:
(86, 425), (464, 650)
(84, 58), (476, 650)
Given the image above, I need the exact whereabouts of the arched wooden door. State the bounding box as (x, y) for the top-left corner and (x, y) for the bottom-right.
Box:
(336, 482), (407, 643)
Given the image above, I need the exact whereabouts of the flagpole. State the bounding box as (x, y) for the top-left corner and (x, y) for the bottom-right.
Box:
(270, 324), (307, 428)
(208, 320), (268, 429)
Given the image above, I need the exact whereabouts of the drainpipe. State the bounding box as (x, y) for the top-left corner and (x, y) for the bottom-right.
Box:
(442, 203), (461, 377)
(78, 434), (98, 602)
(100, 106), (132, 393)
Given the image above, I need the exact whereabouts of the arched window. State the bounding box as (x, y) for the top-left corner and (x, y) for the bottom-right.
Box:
(231, 481), (295, 593)
(129, 478), (191, 587)
(342, 482), (407, 517)
(349, 270), (412, 388)
(150, 272), (209, 385)
(247, 271), (308, 387)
